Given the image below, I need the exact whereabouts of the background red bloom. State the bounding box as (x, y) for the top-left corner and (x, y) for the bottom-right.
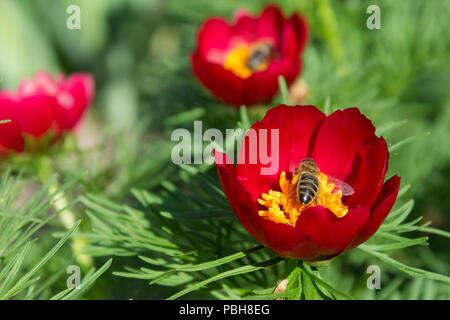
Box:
(0, 71), (94, 154)
(215, 105), (400, 260)
(192, 5), (308, 106)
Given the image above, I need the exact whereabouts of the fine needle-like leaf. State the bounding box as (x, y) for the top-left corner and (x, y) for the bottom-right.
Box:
(1, 221), (81, 300)
(278, 76), (289, 105)
(358, 244), (450, 284)
(167, 257), (283, 300)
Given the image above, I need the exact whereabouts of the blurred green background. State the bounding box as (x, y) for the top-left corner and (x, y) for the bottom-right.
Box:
(0, 0), (448, 299)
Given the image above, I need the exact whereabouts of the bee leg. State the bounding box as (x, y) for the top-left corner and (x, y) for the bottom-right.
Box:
(288, 185), (297, 195)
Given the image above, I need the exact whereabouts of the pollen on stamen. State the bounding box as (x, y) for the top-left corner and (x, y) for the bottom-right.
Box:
(223, 43), (270, 79)
(223, 44), (253, 79)
(257, 171), (349, 227)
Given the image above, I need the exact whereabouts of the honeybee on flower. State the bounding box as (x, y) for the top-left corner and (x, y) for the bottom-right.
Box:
(215, 105), (400, 261)
(192, 5), (308, 106)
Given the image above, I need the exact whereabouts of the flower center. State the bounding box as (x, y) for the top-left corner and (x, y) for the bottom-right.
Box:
(257, 172), (349, 227)
(223, 42), (271, 79)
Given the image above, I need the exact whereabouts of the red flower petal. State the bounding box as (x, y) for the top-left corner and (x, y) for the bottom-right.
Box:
(0, 92), (24, 153)
(263, 105), (326, 172)
(250, 213), (319, 260)
(15, 95), (64, 138)
(17, 78), (38, 98)
(231, 14), (257, 45)
(296, 206), (370, 258)
(349, 175), (401, 248)
(281, 18), (301, 59)
(237, 112), (292, 201)
(310, 108), (379, 182)
(59, 73), (95, 129)
(197, 18), (232, 59)
(215, 106), (401, 260)
(215, 150), (259, 235)
(232, 9), (251, 23)
(192, 55), (247, 105)
(289, 12), (308, 53)
(215, 150), (319, 260)
(243, 60), (290, 104)
(192, 5), (308, 106)
(256, 5), (285, 43)
(34, 71), (59, 96)
(345, 137), (389, 209)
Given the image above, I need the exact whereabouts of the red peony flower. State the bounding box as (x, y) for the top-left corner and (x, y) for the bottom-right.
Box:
(0, 71), (94, 154)
(192, 5), (308, 106)
(215, 105), (400, 261)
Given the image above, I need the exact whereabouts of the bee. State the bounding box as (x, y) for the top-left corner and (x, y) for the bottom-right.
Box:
(247, 42), (274, 71)
(293, 158), (355, 206)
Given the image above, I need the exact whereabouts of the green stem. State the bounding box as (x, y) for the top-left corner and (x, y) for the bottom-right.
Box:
(315, 0), (347, 68)
(297, 260), (303, 300)
(36, 155), (92, 269)
(307, 259), (331, 268)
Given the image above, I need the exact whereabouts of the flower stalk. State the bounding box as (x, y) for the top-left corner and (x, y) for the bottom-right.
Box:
(37, 155), (92, 268)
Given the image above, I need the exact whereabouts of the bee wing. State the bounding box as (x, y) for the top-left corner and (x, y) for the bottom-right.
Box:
(326, 175), (355, 196)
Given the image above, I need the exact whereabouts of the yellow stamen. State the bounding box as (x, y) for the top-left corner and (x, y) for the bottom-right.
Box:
(223, 43), (269, 79)
(258, 172), (349, 227)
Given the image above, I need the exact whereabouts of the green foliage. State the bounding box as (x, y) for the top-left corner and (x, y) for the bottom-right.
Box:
(80, 134), (450, 299)
(0, 169), (110, 299)
(78, 104), (449, 299)
(0, 0), (448, 299)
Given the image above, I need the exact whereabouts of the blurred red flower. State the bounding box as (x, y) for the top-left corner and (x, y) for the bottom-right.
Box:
(0, 71), (94, 154)
(192, 5), (308, 106)
(215, 105), (400, 261)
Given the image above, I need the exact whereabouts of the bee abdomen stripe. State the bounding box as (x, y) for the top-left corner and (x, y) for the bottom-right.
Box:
(299, 191), (315, 204)
(298, 181), (318, 191)
(298, 185), (318, 195)
(301, 174), (319, 185)
(299, 191), (315, 198)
